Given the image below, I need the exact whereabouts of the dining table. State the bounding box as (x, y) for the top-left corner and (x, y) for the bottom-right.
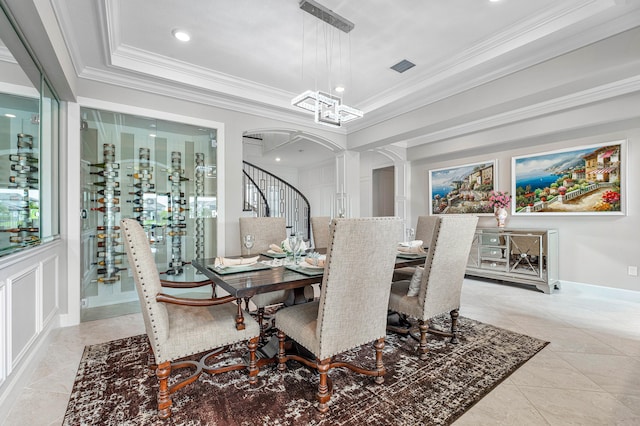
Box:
(191, 252), (427, 332)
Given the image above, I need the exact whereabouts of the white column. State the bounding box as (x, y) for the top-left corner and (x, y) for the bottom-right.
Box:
(335, 151), (360, 218)
(394, 160), (409, 226)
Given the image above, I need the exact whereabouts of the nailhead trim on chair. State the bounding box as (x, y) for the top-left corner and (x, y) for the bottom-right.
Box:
(124, 222), (163, 359)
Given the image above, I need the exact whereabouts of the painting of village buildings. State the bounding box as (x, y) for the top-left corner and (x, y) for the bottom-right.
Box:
(512, 141), (624, 215)
(429, 161), (496, 215)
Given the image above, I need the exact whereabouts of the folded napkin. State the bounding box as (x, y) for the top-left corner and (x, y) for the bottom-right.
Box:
(269, 244), (284, 253)
(397, 240), (426, 254)
(398, 239), (423, 248)
(214, 256), (259, 267)
(304, 254), (326, 267)
(280, 238), (308, 253)
(398, 246), (426, 254)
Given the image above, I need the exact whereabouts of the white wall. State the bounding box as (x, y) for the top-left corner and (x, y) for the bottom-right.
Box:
(409, 129), (640, 292)
(299, 158), (336, 218)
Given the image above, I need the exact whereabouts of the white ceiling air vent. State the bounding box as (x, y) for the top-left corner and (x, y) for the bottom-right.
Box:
(391, 59), (416, 73)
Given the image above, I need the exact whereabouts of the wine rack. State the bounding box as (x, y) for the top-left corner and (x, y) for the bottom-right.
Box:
(5, 133), (40, 246)
(165, 151), (188, 275)
(128, 147), (155, 227)
(90, 143), (125, 284)
(194, 152), (205, 260)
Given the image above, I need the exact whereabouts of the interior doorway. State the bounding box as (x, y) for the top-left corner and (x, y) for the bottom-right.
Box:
(372, 166), (395, 216)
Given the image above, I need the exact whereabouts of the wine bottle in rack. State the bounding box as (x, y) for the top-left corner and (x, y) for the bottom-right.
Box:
(168, 174), (189, 182)
(97, 189), (121, 196)
(10, 164), (39, 172)
(91, 206), (121, 213)
(131, 182), (155, 190)
(167, 206), (189, 212)
(90, 162), (120, 169)
(9, 154), (38, 163)
(93, 181), (120, 188)
(92, 197), (120, 204)
(167, 231), (187, 237)
(90, 170), (119, 178)
(9, 176), (38, 184)
(91, 276), (120, 283)
(127, 172), (152, 179)
(96, 251), (126, 258)
(96, 233), (120, 239)
(0, 227), (39, 233)
(96, 225), (120, 231)
(97, 241), (123, 248)
(92, 259), (123, 266)
(96, 267), (127, 275)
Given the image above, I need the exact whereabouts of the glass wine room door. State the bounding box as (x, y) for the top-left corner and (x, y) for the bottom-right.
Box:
(80, 107), (218, 321)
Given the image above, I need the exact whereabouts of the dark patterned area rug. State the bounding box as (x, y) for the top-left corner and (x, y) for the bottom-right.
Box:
(63, 316), (547, 425)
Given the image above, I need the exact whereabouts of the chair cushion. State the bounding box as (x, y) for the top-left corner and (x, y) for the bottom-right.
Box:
(388, 280), (423, 318)
(275, 300), (320, 357)
(156, 302), (260, 364)
(407, 266), (424, 297)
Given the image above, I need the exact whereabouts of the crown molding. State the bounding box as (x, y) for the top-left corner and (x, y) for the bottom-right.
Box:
(0, 45), (16, 63)
(356, 0), (618, 113)
(347, 2), (640, 133)
(77, 66), (348, 135)
(405, 74), (640, 147)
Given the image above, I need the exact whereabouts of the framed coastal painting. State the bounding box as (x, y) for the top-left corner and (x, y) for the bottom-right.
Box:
(511, 140), (625, 215)
(429, 160), (497, 215)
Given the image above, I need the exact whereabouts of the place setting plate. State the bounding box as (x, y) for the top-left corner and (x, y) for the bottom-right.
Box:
(207, 261), (272, 275)
(396, 251), (428, 259)
(285, 261), (325, 276)
(261, 250), (287, 259)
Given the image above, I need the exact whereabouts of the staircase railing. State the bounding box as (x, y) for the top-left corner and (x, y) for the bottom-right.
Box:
(242, 161), (311, 240)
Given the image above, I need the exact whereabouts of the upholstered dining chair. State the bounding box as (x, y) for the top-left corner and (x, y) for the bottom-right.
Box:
(275, 217), (403, 413)
(393, 215), (439, 281)
(310, 216), (331, 249)
(239, 216), (291, 337)
(121, 219), (260, 419)
(387, 215), (478, 360)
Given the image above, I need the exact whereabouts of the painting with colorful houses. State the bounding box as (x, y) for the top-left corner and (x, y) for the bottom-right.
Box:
(429, 160), (496, 215)
(511, 141), (624, 215)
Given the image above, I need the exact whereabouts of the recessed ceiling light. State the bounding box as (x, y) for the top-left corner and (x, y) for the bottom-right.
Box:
(4, 113), (16, 118)
(149, 133), (157, 138)
(335, 86), (345, 93)
(275, 157), (281, 162)
(172, 29), (191, 42)
(489, 0), (501, 2)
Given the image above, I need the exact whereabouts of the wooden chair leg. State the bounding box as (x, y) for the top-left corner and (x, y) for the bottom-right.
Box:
(156, 361), (172, 419)
(147, 346), (157, 376)
(248, 336), (259, 384)
(418, 320), (429, 360)
(257, 307), (266, 342)
(277, 330), (287, 371)
(316, 358), (331, 413)
(374, 338), (385, 384)
(450, 309), (460, 344)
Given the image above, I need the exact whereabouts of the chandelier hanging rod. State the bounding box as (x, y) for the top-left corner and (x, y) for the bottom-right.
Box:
(299, 0), (354, 33)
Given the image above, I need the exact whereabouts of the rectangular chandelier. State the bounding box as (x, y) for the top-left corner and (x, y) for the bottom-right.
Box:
(291, 90), (363, 128)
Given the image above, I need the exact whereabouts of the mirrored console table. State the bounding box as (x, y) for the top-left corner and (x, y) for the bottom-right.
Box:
(466, 228), (560, 294)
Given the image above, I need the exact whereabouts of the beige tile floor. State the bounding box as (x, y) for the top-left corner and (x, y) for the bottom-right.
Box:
(2, 278), (640, 425)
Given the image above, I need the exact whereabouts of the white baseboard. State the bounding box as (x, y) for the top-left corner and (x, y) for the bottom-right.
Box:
(559, 280), (640, 302)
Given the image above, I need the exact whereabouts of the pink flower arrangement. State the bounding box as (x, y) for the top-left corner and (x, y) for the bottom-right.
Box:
(488, 191), (511, 209)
